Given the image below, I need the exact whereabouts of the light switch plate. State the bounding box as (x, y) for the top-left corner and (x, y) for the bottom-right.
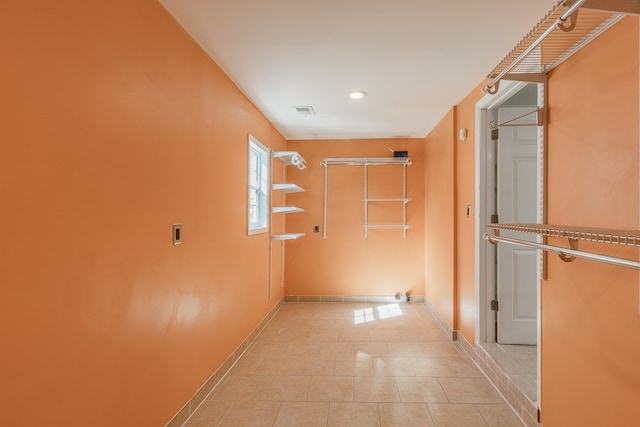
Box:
(173, 223), (182, 245)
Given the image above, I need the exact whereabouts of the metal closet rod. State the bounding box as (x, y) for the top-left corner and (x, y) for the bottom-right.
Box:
(484, 0), (586, 94)
(321, 157), (412, 166)
(483, 233), (640, 271)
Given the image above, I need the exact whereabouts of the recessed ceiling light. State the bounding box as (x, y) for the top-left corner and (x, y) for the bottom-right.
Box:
(349, 90), (367, 100)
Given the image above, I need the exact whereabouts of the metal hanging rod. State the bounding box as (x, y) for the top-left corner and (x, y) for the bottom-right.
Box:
(487, 223), (640, 247)
(321, 157), (411, 166)
(489, 108), (543, 129)
(484, 233), (640, 271)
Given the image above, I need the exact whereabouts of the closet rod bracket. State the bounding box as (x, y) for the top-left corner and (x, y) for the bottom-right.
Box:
(486, 81), (499, 95)
(558, 8), (579, 32)
(486, 227), (501, 245)
(558, 238), (579, 262)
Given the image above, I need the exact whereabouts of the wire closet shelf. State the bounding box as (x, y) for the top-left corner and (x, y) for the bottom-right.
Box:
(484, 0), (632, 94)
(484, 223), (640, 271)
(321, 157), (412, 240)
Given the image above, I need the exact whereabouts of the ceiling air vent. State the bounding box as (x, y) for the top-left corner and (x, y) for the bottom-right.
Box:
(294, 106), (315, 116)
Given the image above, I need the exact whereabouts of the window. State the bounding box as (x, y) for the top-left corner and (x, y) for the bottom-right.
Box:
(247, 135), (270, 235)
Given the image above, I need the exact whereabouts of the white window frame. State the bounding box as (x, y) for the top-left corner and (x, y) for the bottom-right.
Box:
(247, 135), (270, 235)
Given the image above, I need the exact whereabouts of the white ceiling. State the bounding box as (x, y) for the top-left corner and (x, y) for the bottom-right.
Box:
(159, 0), (559, 140)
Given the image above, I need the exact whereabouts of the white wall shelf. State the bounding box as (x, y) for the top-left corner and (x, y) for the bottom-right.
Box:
(271, 233), (305, 241)
(321, 157), (411, 166)
(366, 225), (413, 230)
(272, 206), (304, 214)
(272, 183), (304, 193)
(271, 150), (306, 242)
(365, 198), (412, 203)
(268, 150), (307, 298)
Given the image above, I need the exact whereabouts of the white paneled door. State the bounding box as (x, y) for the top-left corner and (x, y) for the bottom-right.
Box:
(496, 107), (538, 345)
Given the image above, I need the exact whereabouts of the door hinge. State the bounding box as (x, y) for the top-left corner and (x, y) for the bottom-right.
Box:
(491, 129), (499, 141)
(490, 214), (499, 224)
(491, 300), (499, 311)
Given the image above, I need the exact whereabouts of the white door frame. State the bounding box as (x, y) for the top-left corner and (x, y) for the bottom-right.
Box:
(474, 80), (543, 400)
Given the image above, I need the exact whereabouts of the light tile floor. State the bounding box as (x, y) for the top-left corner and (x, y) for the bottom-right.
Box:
(185, 303), (524, 426)
(479, 342), (537, 404)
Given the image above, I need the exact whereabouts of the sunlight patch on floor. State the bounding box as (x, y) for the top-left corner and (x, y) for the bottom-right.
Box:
(353, 307), (375, 324)
(377, 303), (403, 319)
(353, 304), (403, 324)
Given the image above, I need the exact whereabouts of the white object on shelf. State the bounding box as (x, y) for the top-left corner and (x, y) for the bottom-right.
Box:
(272, 183), (304, 193)
(272, 206), (304, 214)
(271, 233), (305, 241)
(273, 151), (307, 170)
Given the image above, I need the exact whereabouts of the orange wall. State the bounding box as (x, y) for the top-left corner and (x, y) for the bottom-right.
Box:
(454, 84), (486, 344)
(423, 88), (485, 340)
(542, 17), (640, 425)
(424, 17), (640, 425)
(424, 111), (456, 329)
(4, 2), (639, 425)
(0, 1), (285, 426)
(284, 139), (425, 297)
